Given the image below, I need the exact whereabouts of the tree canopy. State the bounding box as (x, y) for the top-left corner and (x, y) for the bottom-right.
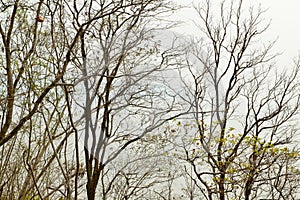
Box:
(0, 0), (300, 199)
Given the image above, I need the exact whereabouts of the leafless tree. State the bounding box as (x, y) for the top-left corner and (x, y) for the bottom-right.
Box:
(0, 0), (81, 198)
(0, 0), (183, 199)
(97, 135), (180, 200)
(175, 0), (300, 199)
(4, 0), (299, 199)
(66, 1), (187, 198)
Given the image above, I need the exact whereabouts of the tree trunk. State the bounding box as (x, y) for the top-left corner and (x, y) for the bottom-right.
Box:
(219, 173), (225, 200)
(244, 174), (254, 200)
(85, 149), (103, 200)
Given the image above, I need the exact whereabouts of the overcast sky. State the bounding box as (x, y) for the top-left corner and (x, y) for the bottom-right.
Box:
(172, 0), (300, 67)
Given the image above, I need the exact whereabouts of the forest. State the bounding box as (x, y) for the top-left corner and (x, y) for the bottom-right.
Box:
(0, 0), (300, 199)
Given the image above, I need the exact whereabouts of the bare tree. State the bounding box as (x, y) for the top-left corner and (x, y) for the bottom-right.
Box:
(97, 135), (180, 200)
(66, 0), (187, 198)
(0, 0), (80, 198)
(4, 0), (299, 199)
(174, 0), (300, 199)
(0, 0), (182, 199)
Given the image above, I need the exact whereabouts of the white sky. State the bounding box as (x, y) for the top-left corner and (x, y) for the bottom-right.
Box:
(172, 0), (300, 67)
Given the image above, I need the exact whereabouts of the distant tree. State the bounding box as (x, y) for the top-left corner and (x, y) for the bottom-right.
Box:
(97, 133), (180, 200)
